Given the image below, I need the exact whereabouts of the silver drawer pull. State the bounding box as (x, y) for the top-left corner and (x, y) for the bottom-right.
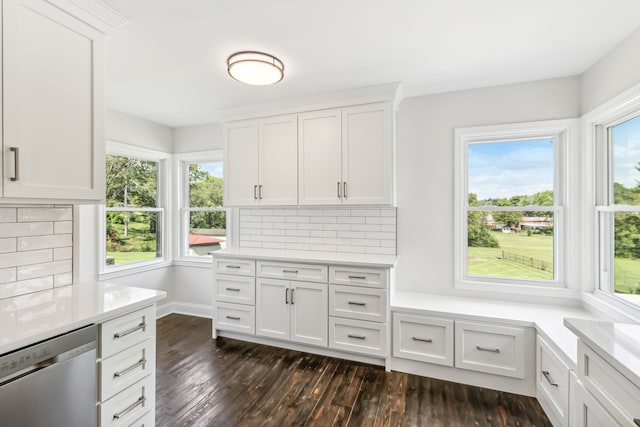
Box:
(348, 334), (366, 340)
(114, 322), (146, 339)
(113, 396), (146, 420)
(412, 337), (433, 343)
(347, 301), (366, 306)
(282, 269), (298, 274)
(225, 315), (241, 320)
(541, 370), (558, 387)
(226, 265), (241, 269)
(348, 275), (366, 279)
(476, 346), (500, 353)
(634, 418), (640, 427)
(114, 358), (147, 378)
(225, 287), (241, 292)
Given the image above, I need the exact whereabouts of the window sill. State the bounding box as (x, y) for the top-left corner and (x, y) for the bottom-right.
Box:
(173, 258), (213, 269)
(455, 279), (580, 300)
(583, 290), (640, 323)
(99, 259), (173, 281)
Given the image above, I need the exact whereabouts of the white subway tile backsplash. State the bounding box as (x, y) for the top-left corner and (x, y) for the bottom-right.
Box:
(239, 207), (395, 255)
(0, 205), (73, 300)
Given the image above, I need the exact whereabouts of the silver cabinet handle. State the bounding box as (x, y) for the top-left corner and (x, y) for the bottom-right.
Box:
(412, 337), (433, 343)
(343, 182), (347, 198)
(258, 184), (263, 199)
(114, 358), (147, 378)
(225, 315), (240, 320)
(634, 418), (640, 427)
(347, 301), (366, 306)
(225, 287), (241, 292)
(9, 147), (18, 182)
(113, 395), (146, 420)
(348, 334), (366, 340)
(114, 321), (146, 339)
(337, 181), (341, 198)
(291, 288), (295, 305)
(541, 370), (558, 387)
(348, 275), (366, 279)
(226, 265), (241, 269)
(254, 184), (258, 200)
(282, 269), (298, 274)
(285, 288), (289, 304)
(476, 346), (500, 353)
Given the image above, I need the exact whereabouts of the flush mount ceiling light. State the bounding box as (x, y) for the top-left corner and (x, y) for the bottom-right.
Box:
(227, 51), (284, 86)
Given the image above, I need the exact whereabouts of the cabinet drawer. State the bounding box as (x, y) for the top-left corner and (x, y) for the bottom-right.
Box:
(216, 302), (255, 334)
(329, 285), (387, 322)
(329, 266), (388, 288)
(579, 343), (640, 426)
(99, 375), (155, 427)
(574, 379), (623, 427)
(99, 339), (156, 402)
(393, 313), (454, 366)
(215, 274), (255, 305)
(129, 410), (154, 427)
(214, 257), (255, 276)
(455, 321), (526, 378)
(329, 317), (387, 357)
(100, 306), (156, 359)
(257, 261), (328, 283)
(536, 335), (570, 427)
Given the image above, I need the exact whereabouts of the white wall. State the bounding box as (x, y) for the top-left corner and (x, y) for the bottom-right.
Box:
(173, 123), (223, 153)
(106, 109), (174, 152)
(172, 265), (213, 316)
(395, 76), (581, 298)
(581, 27), (640, 114)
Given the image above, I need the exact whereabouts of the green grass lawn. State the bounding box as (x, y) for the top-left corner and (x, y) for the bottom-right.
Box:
(107, 251), (158, 265)
(107, 216), (159, 266)
(613, 257), (640, 294)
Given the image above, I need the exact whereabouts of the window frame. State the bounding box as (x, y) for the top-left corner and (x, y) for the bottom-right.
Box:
(454, 119), (575, 295)
(99, 142), (172, 277)
(176, 150), (229, 262)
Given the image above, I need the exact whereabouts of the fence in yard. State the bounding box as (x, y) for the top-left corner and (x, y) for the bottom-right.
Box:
(501, 251), (553, 273)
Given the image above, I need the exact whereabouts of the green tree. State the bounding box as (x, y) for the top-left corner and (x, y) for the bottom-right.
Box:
(188, 164), (225, 230)
(467, 211), (499, 248)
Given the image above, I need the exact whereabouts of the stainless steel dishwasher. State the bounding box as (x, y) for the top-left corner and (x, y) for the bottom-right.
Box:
(0, 324), (97, 427)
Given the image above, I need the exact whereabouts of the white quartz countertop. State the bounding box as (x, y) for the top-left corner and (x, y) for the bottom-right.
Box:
(392, 291), (603, 366)
(564, 318), (640, 385)
(211, 248), (398, 268)
(0, 283), (166, 355)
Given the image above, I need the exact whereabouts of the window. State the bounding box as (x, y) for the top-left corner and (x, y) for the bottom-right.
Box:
(455, 121), (571, 290)
(180, 153), (227, 258)
(103, 147), (167, 270)
(597, 113), (640, 308)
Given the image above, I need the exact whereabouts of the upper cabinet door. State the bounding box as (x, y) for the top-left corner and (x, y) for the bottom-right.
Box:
(223, 120), (259, 206)
(341, 103), (393, 205)
(3, 0), (105, 200)
(298, 109), (342, 205)
(258, 115), (298, 205)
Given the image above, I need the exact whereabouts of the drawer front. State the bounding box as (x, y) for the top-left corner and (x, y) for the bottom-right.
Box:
(455, 321), (525, 378)
(329, 317), (387, 357)
(100, 339), (156, 402)
(100, 306), (156, 359)
(215, 302), (255, 334)
(329, 266), (388, 288)
(536, 335), (570, 427)
(329, 285), (387, 322)
(574, 380), (623, 427)
(393, 313), (454, 366)
(129, 410), (154, 427)
(257, 261), (328, 283)
(579, 343), (640, 426)
(214, 257), (255, 276)
(215, 274), (255, 305)
(99, 375), (155, 427)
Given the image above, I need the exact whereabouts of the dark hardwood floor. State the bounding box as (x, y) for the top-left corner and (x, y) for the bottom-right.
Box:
(155, 314), (551, 427)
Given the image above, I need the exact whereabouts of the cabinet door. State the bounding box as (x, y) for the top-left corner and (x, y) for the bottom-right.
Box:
(259, 115), (298, 205)
(256, 278), (289, 340)
(298, 109), (342, 205)
(3, 0), (105, 200)
(290, 281), (327, 347)
(573, 381), (621, 427)
(223, 120), (259, 206)
(341, 103), (393, 205)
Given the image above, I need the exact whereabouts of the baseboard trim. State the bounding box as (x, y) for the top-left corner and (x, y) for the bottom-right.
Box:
(157, 302), (212, 319)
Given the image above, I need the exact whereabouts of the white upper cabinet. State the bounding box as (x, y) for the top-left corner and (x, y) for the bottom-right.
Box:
(2, 0), (107, 201)
(224, 114), (298, 206)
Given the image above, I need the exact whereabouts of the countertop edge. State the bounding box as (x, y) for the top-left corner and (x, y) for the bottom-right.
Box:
(210, 249), (398, 268)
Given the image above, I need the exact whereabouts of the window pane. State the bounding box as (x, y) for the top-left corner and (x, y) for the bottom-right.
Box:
(613, 212), (640, 304)
(612, 115), (640, 206)
(467, 210), (554, 280)
(468, 139), (554, 203)
(189, 162), (223, 207)
(188, 210), (226, 256)
(106, 155), (158, 208)
(106, 211), (162, 266)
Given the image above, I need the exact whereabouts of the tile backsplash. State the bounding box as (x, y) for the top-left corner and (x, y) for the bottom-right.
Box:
(0, 205), (73, 300)
(239, 207), (396, 255)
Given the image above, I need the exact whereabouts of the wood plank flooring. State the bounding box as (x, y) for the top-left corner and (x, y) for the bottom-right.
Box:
(156, 314), (552, 427)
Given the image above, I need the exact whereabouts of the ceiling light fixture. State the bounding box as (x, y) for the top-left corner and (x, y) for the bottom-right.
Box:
(227, 51), (284, 86)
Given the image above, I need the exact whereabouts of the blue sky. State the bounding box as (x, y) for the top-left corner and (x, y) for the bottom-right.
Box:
(468, 139), (554, 200)
(613, 115), (640, 188)
(198, 161), (223, 178)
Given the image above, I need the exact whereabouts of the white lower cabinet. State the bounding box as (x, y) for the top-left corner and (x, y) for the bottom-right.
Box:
(537, 335), (571, 427)
(329, 317), (387, 357)
(573, 379), (621, 427)
(99, 374), (155, 427)
(392, 313), (454, 366)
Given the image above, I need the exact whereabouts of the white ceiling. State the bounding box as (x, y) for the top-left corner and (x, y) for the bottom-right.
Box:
(102, 0), (640, 128)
